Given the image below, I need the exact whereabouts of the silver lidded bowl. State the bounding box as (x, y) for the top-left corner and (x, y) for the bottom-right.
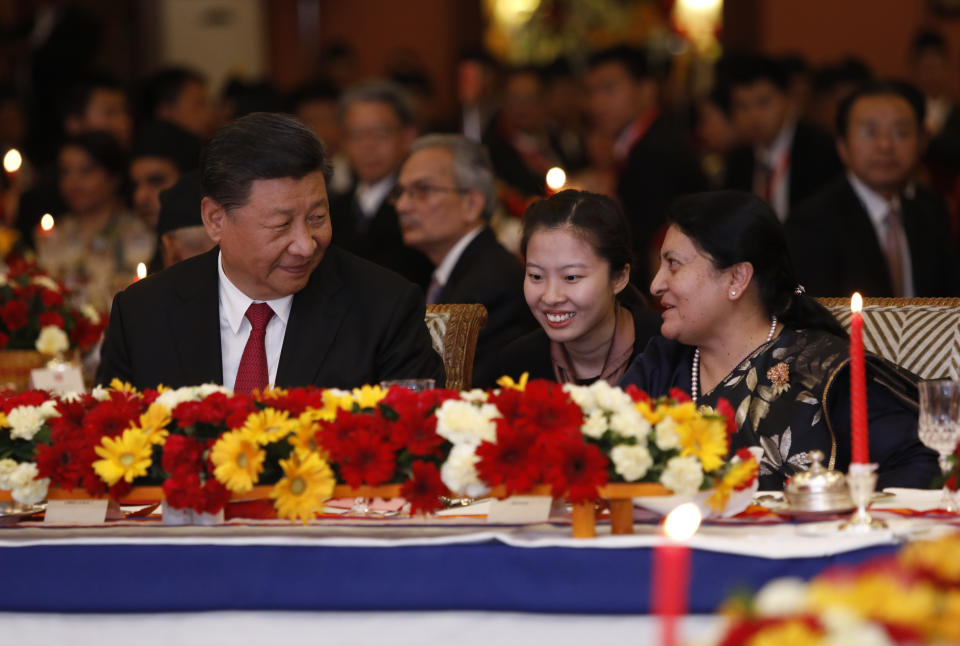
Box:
(784, 450), (854, 513)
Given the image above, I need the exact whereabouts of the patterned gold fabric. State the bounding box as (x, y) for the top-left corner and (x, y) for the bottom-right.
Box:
(816, 297), (960, 380)
(424, 304), (488, 391)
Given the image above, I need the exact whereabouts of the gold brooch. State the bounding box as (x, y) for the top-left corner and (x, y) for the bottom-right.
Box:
(766, 362), (790, 395)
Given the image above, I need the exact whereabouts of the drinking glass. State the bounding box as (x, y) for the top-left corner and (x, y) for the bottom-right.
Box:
(379, 378), (435, 393)
(918, 379), (960, 512)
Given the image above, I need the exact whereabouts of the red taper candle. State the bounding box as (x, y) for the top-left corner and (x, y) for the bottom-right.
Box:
(652, 503), (701, 646)
(850, 293), (869, 463)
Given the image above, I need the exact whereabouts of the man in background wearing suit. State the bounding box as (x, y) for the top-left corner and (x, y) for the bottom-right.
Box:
(330, 81), (433, 289)
(395, 134), (536, 381)
(787, 82), (960, 297)
(96, 112), (443, 391)
(725, 55), (841, 222)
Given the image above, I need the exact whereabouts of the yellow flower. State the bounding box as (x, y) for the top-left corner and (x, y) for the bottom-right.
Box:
(676, 417), (728, 472)
(350, 384), (387, 409)
(706, 457), (759, 510)
(289, 413), (325, 455)
(211, 429), (265, 493)
(109, 378), (139, 395)
(745, 620), (821, 646)
(0, 411), (7, 428)
(666, 401), (698, 423)
(93, 428), (153, 486)
(271, 451), (336, 524)
(240, 408), (298, 445)
(808, 574), (936, 629)
(636, 401), (663, 424)
(136, 402), (171, 445)
(899, 534), (960, 585)
(497, 372), (529, 391)
(255, 387), (288, 402)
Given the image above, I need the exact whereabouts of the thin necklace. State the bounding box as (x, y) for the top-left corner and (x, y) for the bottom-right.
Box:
(691, 316), (778, 405)
(562, 302), (621, 383)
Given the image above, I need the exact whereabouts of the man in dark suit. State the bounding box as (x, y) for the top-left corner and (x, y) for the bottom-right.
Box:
(725, 55), (841, 222)
(586, 46), (707, 284)
(395, 134), (536, 380)
(787, 82), (960, 298)
(330, 81), (433, 288)
(96, 113), (443, 390)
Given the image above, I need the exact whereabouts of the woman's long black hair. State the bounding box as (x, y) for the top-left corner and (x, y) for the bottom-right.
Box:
(667, 190), (847, 338)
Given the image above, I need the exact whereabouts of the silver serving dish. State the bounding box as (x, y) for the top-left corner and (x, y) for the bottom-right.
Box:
(784, 450), (854, 515)
(0, 501), (45, 525)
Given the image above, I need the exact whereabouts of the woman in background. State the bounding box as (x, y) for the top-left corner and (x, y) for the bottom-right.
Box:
(621, 190), (937, 490)
(482, 189), (661, 386)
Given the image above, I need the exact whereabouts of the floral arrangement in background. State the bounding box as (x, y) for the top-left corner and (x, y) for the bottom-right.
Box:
(0, 376), (758, 522)
(710, 533), (960, 645)
(0, 259), (104, 354)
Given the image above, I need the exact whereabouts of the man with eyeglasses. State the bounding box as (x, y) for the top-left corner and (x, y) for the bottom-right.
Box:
(787, 81), (960, 297)
(395, 134), (536, 381)
(330, 80), (433, 288)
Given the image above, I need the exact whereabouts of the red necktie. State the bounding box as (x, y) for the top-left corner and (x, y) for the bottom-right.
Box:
(234, 303), (274, 394)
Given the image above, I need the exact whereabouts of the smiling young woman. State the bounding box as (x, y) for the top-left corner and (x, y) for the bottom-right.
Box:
(479, 190), (661, 387)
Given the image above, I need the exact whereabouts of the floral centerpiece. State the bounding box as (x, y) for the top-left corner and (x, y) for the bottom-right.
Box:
(0, 376), (758, 524)
(0, 258), (104, 355)
(708, 532), (960, 645)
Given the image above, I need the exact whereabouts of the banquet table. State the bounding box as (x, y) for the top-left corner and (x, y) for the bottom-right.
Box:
(1, 488), (957, 646)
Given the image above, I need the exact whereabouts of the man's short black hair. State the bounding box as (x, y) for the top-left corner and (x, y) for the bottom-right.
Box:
(286, 81), (340, 114)
(62, 72), (127, 120)
(142, 66), (206, 116)
(726, 54), (789, 92)
(911, 29), (948, 58)
(200, 112), (331, 211)
(587, 45), (652, 81)
(835, 80), (926, 138)
(812, 58), (873, 94)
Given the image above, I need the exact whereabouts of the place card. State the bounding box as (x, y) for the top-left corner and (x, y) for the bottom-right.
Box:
(44, 498), (121, 524)
(30, 363), (85, 395)
(487, 495), (552, 524)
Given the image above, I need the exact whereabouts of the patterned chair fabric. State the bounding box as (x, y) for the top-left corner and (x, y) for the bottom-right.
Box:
(424, 304), (488, 391)
(816, 297), (960, 380)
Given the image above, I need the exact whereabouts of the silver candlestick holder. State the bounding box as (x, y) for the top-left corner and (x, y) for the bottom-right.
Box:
(840, 462), (887, 532)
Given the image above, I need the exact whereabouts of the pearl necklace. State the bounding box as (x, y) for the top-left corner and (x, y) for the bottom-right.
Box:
(691, 316), (778, 404)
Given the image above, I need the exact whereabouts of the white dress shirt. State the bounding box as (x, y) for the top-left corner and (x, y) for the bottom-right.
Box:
(848, 172), (915, 297)
(431, 226), (484, 289)
(355, 176), (395, 221)
(218, 251), (294, 390)
(754, 120), (796, 222)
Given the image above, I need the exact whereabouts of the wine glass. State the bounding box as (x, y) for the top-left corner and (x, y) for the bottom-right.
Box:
(917, 379), (960, 512)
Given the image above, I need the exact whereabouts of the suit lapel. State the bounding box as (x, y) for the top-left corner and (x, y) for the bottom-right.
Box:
(275, 247), (348, 387)
(168, 248), (223, 385)
(840, 179), (893, 294)
(437, 227), (491, 302)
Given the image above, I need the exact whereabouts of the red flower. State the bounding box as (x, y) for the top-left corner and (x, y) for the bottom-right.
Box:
(162, 434), (206, 477)
(0, 332), (8, 349)
(401, 461), (449, 515)
(624, 385), (651, 404)
(385, 390), (455, 457)
(1, 390), (49, 414)
(202, 479), (230, 514)
(40, 289), (63, 308)
(336, 428), (397, 487)
(163, 473), (205, 512)
(669, 387), (692, 404)
(259, 387), (327, 416)
(542, 435), (608, 502)
(514, 380), (583, 440)
(320, 409), (389, 460)
(1, 300), (29, 331)
(476, 425), (541, 494)
(38, 311), (64, 329)
(35, 429), (92, 489)
(717, 398), (737, 435)
(82, 395), (142, 438)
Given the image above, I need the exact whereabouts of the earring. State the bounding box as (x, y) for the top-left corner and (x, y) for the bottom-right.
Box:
(730, 290), (737, 296)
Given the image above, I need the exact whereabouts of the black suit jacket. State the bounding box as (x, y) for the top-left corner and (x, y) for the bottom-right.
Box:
(435, 227), (537, 379)
(329, 189), (433, 289)
(726, 121), (842, 215)
(786, 176), (960, 297)
(96, 246), (445, 390)
(616, 115), (708, 284)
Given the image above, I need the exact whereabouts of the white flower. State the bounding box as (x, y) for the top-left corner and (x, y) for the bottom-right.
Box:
(80, 304), (101, 325)
(654, 416), (681, 451)
(197, 383), (232, 398)
(9, 462), (49, 505)
(609, 407), (651, 441)
(39, 399), (59, 418)
(91, 385), (111, 401)
(821, 609), (895, 646)
(660, 455), (704, 496)
(435, 400), (499, 446)
(611, 444), (653, 481)
(753, 578), (809, 616)
(563, 383), (596, 412)
(35, 325), (69, 356)
(0, 458), (19, 489)
(460, 389), (489, 403)
(440, 444), (489, 498)
(591, 380), (633, 413)
(580, 409), (608, 439)
(31, 275), (61, 292)
(155, 385), (212, 410)
(0, 273), (7, 287)
(7, 405), (47, 441)
(61, 391), (85, 403)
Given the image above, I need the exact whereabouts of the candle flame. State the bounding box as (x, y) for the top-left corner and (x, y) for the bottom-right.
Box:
(663, 502), (702, 541)
(545, 167), (566, 190)
(40, 213), (55, 231)
(3, 148), (22, 173)
(136, 263), (147, 280)
(851, 292), (863, 314)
